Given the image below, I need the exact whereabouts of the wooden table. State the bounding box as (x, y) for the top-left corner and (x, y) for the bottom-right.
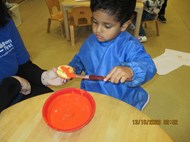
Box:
(61, 0), (143, 40)
(0, 92), (173, 142)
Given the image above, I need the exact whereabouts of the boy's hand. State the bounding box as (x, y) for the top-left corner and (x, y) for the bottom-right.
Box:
(12, 76), (31, 95)
(104, 66), (133, 83)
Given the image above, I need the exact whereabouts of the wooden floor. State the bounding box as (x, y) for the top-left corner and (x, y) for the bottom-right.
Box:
(16, 0), (190, 142)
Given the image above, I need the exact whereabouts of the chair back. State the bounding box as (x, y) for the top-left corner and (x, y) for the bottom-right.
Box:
(45, 0), (61, 16)
(71, 6), (92, 27)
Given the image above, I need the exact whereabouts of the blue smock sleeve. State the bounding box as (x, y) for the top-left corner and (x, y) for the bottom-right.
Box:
(68, 54), (84, 74)
(68, 38), (92, 74)
(120, 40), (157, 87)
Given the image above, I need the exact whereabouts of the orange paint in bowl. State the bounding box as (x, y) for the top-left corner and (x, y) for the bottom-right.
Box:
(42, 88), (96, 132)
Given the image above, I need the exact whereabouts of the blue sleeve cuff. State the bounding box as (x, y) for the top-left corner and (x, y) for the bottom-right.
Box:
(68, 55), (84, 74)
(120, 62), (146, 87)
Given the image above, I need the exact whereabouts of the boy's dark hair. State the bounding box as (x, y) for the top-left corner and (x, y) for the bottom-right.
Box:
(0, 0), (12, 27)
(90, 0), (136, 25)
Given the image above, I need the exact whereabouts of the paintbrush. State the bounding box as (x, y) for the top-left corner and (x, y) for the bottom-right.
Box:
(56, 65), (132, 81)
(73, 74), (106, 80)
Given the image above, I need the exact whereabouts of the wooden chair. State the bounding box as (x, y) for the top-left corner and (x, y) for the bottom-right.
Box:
(44, 0), (64, 36)
(143, 15), (160, 36)
(69, 6), (92, 46)
(129, 12), (160, 36)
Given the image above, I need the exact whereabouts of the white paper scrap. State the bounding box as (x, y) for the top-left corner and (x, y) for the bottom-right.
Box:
(153, 49), (190, 75)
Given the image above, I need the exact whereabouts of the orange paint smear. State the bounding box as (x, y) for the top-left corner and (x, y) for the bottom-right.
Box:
(60, 66), (76, 78)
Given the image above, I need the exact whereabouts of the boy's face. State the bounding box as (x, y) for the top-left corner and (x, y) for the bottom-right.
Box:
(92, 10), (129, 42)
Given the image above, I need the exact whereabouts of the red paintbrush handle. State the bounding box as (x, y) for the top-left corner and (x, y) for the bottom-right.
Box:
(88, 75), (132, 81)
(89, 75), (105, 80)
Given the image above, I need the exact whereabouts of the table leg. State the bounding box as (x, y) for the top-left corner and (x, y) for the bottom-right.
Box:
(61, 6), (70, 40)
(134, 7), (143, 37)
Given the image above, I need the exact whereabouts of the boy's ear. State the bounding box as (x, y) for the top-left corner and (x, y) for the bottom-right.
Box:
(120, 20), (131, 31)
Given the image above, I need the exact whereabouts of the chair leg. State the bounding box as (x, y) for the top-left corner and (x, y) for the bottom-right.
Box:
(144, 22), (147, 28)
(47, 19), (51, 33)
(155, 21), (159, 36)
(60, 22), (64, 37)
(70, 25), (75, 46)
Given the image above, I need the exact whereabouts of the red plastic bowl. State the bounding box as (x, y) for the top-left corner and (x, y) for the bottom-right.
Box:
(42, 88), (96, 132)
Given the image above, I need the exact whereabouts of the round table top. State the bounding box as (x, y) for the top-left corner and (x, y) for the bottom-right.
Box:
(0, 91), (173, 142)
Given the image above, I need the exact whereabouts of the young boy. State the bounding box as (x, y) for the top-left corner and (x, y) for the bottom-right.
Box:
(67, 0), (157, 110)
